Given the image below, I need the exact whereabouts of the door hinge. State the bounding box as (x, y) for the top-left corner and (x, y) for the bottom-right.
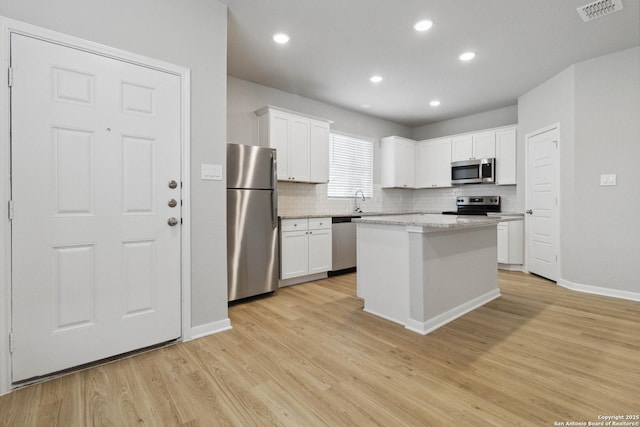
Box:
(9, 332), (14, 353)
(7, 67), (13, 87)
(8, 200), (13, 220)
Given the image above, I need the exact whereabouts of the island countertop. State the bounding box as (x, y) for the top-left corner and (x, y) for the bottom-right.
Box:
(353, 213), (522, 231)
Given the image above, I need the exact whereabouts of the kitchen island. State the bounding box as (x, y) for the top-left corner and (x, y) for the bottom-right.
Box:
(354, 214), (523, 335)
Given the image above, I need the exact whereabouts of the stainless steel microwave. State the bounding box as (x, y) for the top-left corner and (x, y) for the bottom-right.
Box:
(451, 158), (495, 184)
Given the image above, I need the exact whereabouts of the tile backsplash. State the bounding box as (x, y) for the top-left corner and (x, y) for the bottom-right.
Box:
(278, 182), (518, 216)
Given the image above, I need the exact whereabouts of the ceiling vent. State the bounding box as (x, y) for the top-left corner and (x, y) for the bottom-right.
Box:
(577, 0), (624, 22)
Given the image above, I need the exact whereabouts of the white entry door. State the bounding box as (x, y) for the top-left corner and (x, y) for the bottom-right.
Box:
(11, 34), (182, 382)
(526, 126), (559, 282)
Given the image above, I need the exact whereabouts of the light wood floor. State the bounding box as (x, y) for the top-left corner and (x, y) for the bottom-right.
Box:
(1, 271), (639, 426)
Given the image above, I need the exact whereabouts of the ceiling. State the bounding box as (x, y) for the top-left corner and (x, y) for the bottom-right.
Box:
(222, 0), (640, 127)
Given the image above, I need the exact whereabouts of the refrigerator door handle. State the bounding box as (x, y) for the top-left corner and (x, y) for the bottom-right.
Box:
(271, 151), (277, 229)
(271, 152), (277, 189)
(271, 189), (277, 229)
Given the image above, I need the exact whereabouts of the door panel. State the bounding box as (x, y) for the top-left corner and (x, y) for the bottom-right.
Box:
(11, 34), (182, 381)
(526, 126), (558, 281)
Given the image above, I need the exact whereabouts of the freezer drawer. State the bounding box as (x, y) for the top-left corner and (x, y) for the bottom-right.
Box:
(227, 189), (279, 301)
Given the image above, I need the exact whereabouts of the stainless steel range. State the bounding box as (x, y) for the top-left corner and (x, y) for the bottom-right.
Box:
(442, 196), (500, 216)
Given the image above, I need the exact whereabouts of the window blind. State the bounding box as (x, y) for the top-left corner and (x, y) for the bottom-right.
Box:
(328, 133), (373, 198)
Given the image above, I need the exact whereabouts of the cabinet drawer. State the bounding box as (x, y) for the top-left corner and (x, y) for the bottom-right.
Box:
(308, 217), (331, 230)
(281, 218), (308, 232)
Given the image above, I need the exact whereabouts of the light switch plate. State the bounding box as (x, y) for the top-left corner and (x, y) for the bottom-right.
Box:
(201, 164), (222, 181)
(600, 174), (616, 186)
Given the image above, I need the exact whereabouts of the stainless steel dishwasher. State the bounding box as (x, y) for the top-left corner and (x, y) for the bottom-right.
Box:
(330, 216), (360, 274)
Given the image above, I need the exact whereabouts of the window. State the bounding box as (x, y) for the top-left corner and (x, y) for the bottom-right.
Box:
(327, 132), (373, 198)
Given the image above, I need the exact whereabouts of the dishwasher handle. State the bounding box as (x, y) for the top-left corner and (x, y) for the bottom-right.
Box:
(332, 216), (361, 224)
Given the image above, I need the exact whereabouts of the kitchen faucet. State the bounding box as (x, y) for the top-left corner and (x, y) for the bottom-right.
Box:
(354, 190), (365, 213)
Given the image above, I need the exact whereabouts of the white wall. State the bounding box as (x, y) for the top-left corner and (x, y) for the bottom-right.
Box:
(570, 47), (639, 293)
(411, 105), (518, 140)
(0, 0), (229, 329)
(519, 46), (640, 295)
(228, 76), (414, 215)
(518, 65), (576, 226)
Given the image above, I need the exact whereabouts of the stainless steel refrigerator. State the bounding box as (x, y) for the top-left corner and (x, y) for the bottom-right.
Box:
(227, 143), (279, 302)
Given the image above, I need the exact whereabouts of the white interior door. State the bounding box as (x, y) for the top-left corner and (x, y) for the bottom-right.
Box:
(11, 34), (182, 382)
(526, 126), (559, 281)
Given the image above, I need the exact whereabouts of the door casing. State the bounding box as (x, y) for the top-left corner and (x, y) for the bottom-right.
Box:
(0, 17), (192, 395)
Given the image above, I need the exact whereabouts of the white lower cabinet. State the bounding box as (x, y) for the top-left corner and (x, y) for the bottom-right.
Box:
(280, 217), (332, 281)
(497, 220), (523, 266)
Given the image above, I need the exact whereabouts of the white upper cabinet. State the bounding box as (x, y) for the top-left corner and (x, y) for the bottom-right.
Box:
(451, 134), (473, 162)
(383, 125), (516, 191)
(416, 138), (452, 188)
(256, 106), (330, 183)
(495, 127), (517, 185)
(451, 131), (496, 161)
(289, 115), (311, 182)
(473, 131), (497, 159)
(309, 119), (330, 183)
(381, 136), (416, 188)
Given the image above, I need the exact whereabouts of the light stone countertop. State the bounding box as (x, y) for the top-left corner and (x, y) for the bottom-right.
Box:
(279, 211), (430, 219)
(280, 211), (524, 220)
(353, 213), (523, 232)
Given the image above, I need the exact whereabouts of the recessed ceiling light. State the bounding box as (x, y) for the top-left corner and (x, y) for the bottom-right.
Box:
(459, 51), (476, 61)
(273, 33), (290, 44)
(361, 103), (372, 109)
(429, 100), (441, 107)
(414, 20), (433, 32)
(370, 75), (383, 83)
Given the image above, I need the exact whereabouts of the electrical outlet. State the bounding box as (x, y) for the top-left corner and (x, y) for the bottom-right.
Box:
(599, 174), (616, 186)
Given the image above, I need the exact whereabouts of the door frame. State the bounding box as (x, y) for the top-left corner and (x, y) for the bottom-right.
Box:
(0, 17), (192, 395)
(524, 123), (560, 281)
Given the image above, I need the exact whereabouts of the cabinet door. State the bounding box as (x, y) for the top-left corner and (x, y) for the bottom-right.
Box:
(289, 117), (310, 181)
(451, 135), (473, 161)
(308, 228), (332, 274)
(507, 220), (524, 264)
(281, 230), (309, 279)
(269, 111), (290, 180)
(416, 141), (436, 188)
(434, 139), (452, 187)
(497, 223), (508, 264)
(473, 131), (496, 159)
(396, 140), (415, 188)
(309, 119), (329, 183)
(495, 128), (516, 185)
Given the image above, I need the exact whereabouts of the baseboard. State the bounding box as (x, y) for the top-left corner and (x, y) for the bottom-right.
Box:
(498, 263), (525, 272)
(189, 318), (232, 340)
(405, 289), (502, 335)
(557, 278), (640, 302)
(278, 272), (328, 287)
